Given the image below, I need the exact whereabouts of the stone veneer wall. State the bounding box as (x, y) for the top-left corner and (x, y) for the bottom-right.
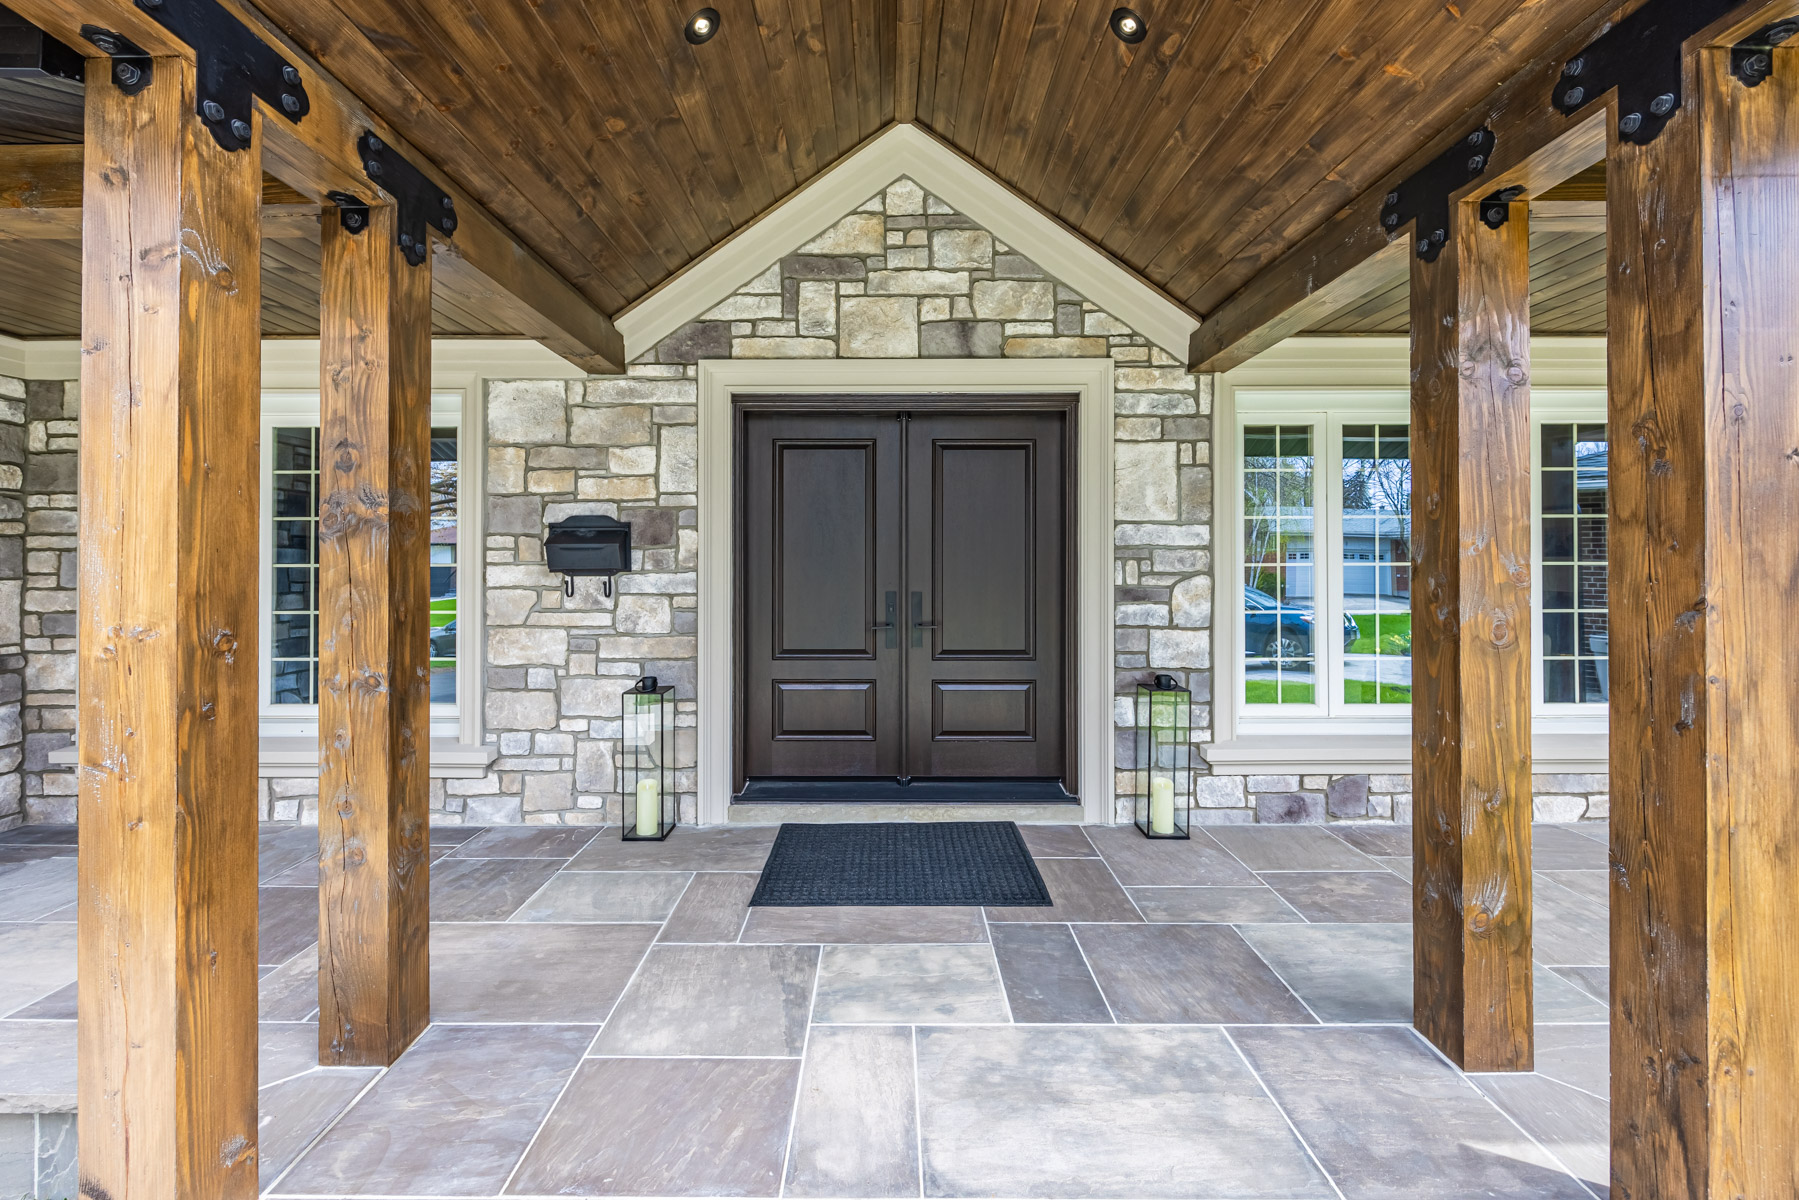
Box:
(1204, 771), (1609, 825)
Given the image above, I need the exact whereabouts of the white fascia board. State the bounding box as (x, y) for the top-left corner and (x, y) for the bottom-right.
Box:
(615, 123), (1200, 362)
(0, 335), (80, 381)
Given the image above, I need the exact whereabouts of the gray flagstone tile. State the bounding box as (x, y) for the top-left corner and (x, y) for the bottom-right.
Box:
(260, 885), (320, 967)
(1532, 877), (1608, 967)
(1083, 824), (1259, 886)
(0, 858), (75, 922)
(452, 826), (599, 859)
(1018, 823), (1097, 858)
(1550, 964), (1608, 1004)
(1127, 885), (1302, 923)
(1533, 825), (1609, 871)
(259, 945), (320, 1022)
(258, 826), (319, 884)
(591, 943), (817, 1056)
(1376, 855), (1413, 881)
(785, 1026), (920, 1198)
(1332, 825), (1414, 857)
(6, 980), (73, 1021)
(741, 904), (987, 944)
(915, 1025), (1334, 1198)
(508, 1057), (801, 1197)
(259, 1021), (327, 1089)
(432, 856), (564, 922)
(0, 825), (75, 846)
(1263, 870), (1412, 922)
(258, 1067), (380, 1190)
(37, 1112), (76, 1200)
(513, 870), (692, 923)
(0, 922), (75, 1021)
(989, 923), (1112, 1024)
(0, 846), (67, 868)
(568, 825), (776, 872)
(1534, 967), (1607, 1023)
(0, 1113), (38, 1199)
(1540, 869), (1608, 904)
(1564, 821), (1610, 844)
(1232, 1025), (1592, 1199)
(985, 857), (1140, 923)
(428, 825), (486, 845)
(1532, 1022), (1609, 1098)
(1074, 924), (1314, 1024)
(0, 1020), (74, 1111)
(431, 921), (657, 1023)
(280, 1024), (593, 1196)
(659, 872), (758, 943)
(1236, 922), (1411, 1023)
(813, 944), (1008, 1025)
(1207, 825), (1383, 871)
(1473, 1072), (1609, 1193)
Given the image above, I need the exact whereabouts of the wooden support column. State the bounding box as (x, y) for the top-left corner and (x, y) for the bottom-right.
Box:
(316, 203), (433, 1066)
(1609, 40), (1799, 1200)
(77, 56), (262, 1200)
(1409, 192), (1534, 1072)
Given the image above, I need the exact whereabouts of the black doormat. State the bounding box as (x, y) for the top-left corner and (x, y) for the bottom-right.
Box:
(748, 821), (1053, 907)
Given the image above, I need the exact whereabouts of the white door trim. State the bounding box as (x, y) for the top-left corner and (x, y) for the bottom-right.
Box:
(697, 357), (1116, 825)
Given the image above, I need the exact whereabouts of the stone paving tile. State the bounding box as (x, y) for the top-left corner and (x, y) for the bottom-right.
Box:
(568, 825), (776, 872)
(1083, 824), (1259, 886)
(0, 859), (75, 922)
(431, 922), (657, 1023)
(1541, 869), (1608, 904)
(985, 856), (1140, 923)
(1017, 823), (1096, 858)
(1332, 825), (1413, 856)
(989, 923), (1112, 1023)
(785, 1025), (919, 1198)
(1551, 964), (1608, 1004)
(1376, 855), (1413, 881)
(1233, 1026), (1592, 1200)
(813, 944), (1008, 1025)
(1534, 825), (1610, 871)
(916, 1025), (1334, 1198)
(1075, 924), (1314, 1024)
(260, 946), (320, 1022)
(7, 980), (73, 1020)
(658, 872), (757, 943)
(1473, 1072), (1609, 1193)
(451, 826), (599, 860)
(258, 826), (319, 884)
(1533, 876), (1609, 966)
(259, 1020), (326, 1088)
(1564, 822), (1610, 844)
(1262, 869), (1412, 922)
(259, 1067), (381, 1190)
(741, 904), (987, 944)
(592, 943), (817, 1056)
(1127, 885), (1302, 923)
(259, 885), (320, 967)
(1532, 1022), (1609, 1097)
(432, 856), (564, 922)
(36, 1113), (75, 1199)
(0, 825), (75, 846)
(1535, 967), (1608, 1023)
(0, 1020), (74, 1108)
(0, 922), (75, 1020)
(0, 846), (68, 867)
(1208, 825), (1383, 871)
(510, 1056), (801, 1197)
(279, 1024), (594, 1196)
(429, 826), (485, 845)
(1236, 922), (1410, 1023)
(513, 870), (692, 923)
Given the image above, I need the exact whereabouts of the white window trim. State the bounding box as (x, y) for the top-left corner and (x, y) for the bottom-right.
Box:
(1208, 336), (1609, 775)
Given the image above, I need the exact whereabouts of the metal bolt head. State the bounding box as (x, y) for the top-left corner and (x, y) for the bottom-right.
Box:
(345, 212), (364, 230)
(1431, 228), (1445, 243)
(281, 93), (300, 114)
(202, 99), (225, 122)
(1747, 52), (1772, 76)
(1468, 154), (1486, 172)
(1564, 56), (1585, 77)
(1649, 93), (1675, 116)
(366, 135), (384, 152)
(400, 233), (414, 248)
(1468, 131), (1483, 146)
(1769, 21), (1798, 44)
(1417, 238), (1432, 254)
(1486, 206), (1504, 224)
(1385, 191), (1399, 207)
(140, 0), (162, 8)
(1563, 85), (1585, 107)
(90, 31), (120, 53)
(1382, 212), (1399, 228)
(441, 195), (454, 210)
(365, 159), (383, 176)
(283, 64), (301, 85)
(230, 118), (251, 142)
(440, 217), (455, 231)
(1619, 112), (1643, 135)
(114, 61), (140, 86)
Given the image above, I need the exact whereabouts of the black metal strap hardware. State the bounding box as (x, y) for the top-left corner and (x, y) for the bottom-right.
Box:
(1478, 186), (1527, 230)
(1731, 18), (1799, 87)
(1552, 0), (1742, 144)
(326, 190), (369, 234)
(0, 7), (86, 83)
(1378, 127), (1496, 263)
(126, 0), (309, 150)
(356, 131), (456, 267)
(79, 24), (151, 94)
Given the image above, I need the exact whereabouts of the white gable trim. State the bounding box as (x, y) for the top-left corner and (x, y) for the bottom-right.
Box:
(615, 123), (1200, 363)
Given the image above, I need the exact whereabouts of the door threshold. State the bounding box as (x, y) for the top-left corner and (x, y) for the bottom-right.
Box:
(734, 776), (1078, 804)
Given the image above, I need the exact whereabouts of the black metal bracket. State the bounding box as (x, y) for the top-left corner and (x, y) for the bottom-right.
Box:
(79, 25), (152, 94)
(1478, 186), (1527, 230)
(1730, 18), (1799, 87)
(129, 0), (309, 151)
(326, 190), (369, 234)
(357, 131), (455, 267)
(1378, 127), (1496, 262)
(0, 7), (86, 83)
(1552, 0), (1739, 144)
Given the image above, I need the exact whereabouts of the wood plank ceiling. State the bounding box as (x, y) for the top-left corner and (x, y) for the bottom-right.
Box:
(4, 0), (1625, 339)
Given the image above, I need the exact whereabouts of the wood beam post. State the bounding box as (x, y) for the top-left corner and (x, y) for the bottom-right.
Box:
(1409, 193), (1534, 1072)
(316, 203), (432, 1066)
(77, 55), (262, 1200)
(1608, 40), (1799, 1200)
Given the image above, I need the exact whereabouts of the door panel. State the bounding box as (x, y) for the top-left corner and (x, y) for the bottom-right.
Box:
(932, 680), (1037, 740)
(776, 444), (875, 655)
(935, 443), (1034, 657)
(772, 680), (877, 739)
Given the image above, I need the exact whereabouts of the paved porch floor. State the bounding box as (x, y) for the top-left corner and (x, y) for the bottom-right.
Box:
(0, 820), (1610, 1199)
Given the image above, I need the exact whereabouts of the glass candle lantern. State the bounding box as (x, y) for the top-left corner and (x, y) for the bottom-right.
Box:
(1135, 675), (1193, 839)
(621, 678), (674, 841)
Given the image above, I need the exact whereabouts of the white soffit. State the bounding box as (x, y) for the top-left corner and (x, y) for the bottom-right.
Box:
(614, 123), (1201, 363)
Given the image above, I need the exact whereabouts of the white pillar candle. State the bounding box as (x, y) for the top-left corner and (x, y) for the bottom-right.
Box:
(635, 777), (660, 837)
(1149, 775), (1176, 835)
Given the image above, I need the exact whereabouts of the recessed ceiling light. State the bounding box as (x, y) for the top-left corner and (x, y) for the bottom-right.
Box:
(1109, 7), (1147, 43)
(685, 7), (720, 44)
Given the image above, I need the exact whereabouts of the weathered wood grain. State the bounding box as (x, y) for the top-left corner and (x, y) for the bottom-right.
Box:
(1609, 42), (1799, 1200)
(1410, 194), (1534, 1073)
(76, 55), (262, 1200)
(316, 205), (433, 1067)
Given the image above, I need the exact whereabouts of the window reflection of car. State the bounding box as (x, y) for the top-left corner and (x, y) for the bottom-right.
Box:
(430, 619), (456, 659)
(1244, 586), (1358, 656)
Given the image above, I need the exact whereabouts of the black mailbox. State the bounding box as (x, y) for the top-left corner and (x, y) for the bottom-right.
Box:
(545, 514), (632, 597)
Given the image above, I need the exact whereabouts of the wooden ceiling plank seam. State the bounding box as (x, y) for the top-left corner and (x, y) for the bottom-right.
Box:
(926, 0), (974, 139)
(850, 0), (886, 143)
(878, 0), (899, 127)
(967, 0), (1045, 166)
(782, 0), (843, 180)
(947, 0), (1008, 153)
(822, 0), (865, 164)
(1176, 0), (1614, 311)
(1026, 6), (1142, 213)
(914, 0), (945, 130)
(748, 0), (820, 183)
(1008, 0), (1116, 201)
(1311, 276), (1409, 330)
(989, 0), (1078, 181)
(894, 0), (922, 122)
(695, 0), (797, 205)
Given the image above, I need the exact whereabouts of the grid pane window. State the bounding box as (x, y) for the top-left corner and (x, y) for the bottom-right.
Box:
(1341, 425), (1412, 705)
(1243, 425), (1316, 704)
(270, 426), (318, 704)
(1542, 422), (1609, 703)
(429, 427), (458, 704)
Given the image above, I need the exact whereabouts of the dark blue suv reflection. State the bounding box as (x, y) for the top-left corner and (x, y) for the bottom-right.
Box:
(1244, 585), (1359, 657)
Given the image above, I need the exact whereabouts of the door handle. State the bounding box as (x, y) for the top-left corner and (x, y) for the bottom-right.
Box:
(871, 591), (898, 649)
(909, 591), (938, 648)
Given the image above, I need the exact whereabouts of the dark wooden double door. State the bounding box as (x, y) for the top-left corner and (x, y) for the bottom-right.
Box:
(741, 405), (1070, 787)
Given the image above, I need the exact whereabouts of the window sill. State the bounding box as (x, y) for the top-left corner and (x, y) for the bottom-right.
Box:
(1203, 731), (1607, 776)
(48, 737), (499, 780)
